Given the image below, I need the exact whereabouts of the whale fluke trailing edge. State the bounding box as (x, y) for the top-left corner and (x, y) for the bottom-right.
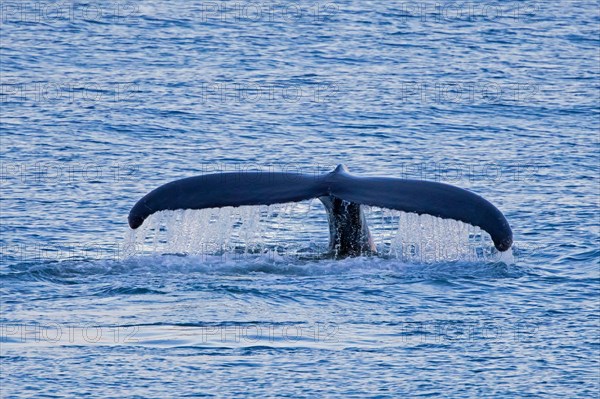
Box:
(128, 164), (513, 257)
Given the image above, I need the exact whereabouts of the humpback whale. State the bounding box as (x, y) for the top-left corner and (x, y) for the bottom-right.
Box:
(128, 164), (513, 257)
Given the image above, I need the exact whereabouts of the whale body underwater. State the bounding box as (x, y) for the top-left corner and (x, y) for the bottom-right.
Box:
(128, 164), (513, 258)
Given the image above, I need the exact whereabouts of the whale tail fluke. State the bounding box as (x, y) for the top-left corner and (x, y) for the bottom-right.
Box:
(129, 164), (512, 254)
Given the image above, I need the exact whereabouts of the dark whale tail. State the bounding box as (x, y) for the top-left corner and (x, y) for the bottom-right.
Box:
(128, 164), (513, 256)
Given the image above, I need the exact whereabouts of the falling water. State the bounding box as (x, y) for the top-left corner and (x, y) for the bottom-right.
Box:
(123, 201), (503, 263)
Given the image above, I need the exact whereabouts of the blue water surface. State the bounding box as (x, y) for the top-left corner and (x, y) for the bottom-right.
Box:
(1, 1), (599, 398)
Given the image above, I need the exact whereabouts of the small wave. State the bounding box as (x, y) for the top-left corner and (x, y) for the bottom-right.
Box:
(2, 250), (526, 283)
(92, 286), (167, 296)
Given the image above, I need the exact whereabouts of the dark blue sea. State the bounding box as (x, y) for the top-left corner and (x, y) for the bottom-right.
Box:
(1, 1), (599, 398)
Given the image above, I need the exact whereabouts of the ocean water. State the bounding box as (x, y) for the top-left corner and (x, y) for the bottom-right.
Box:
(1, 1), (599, 398)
